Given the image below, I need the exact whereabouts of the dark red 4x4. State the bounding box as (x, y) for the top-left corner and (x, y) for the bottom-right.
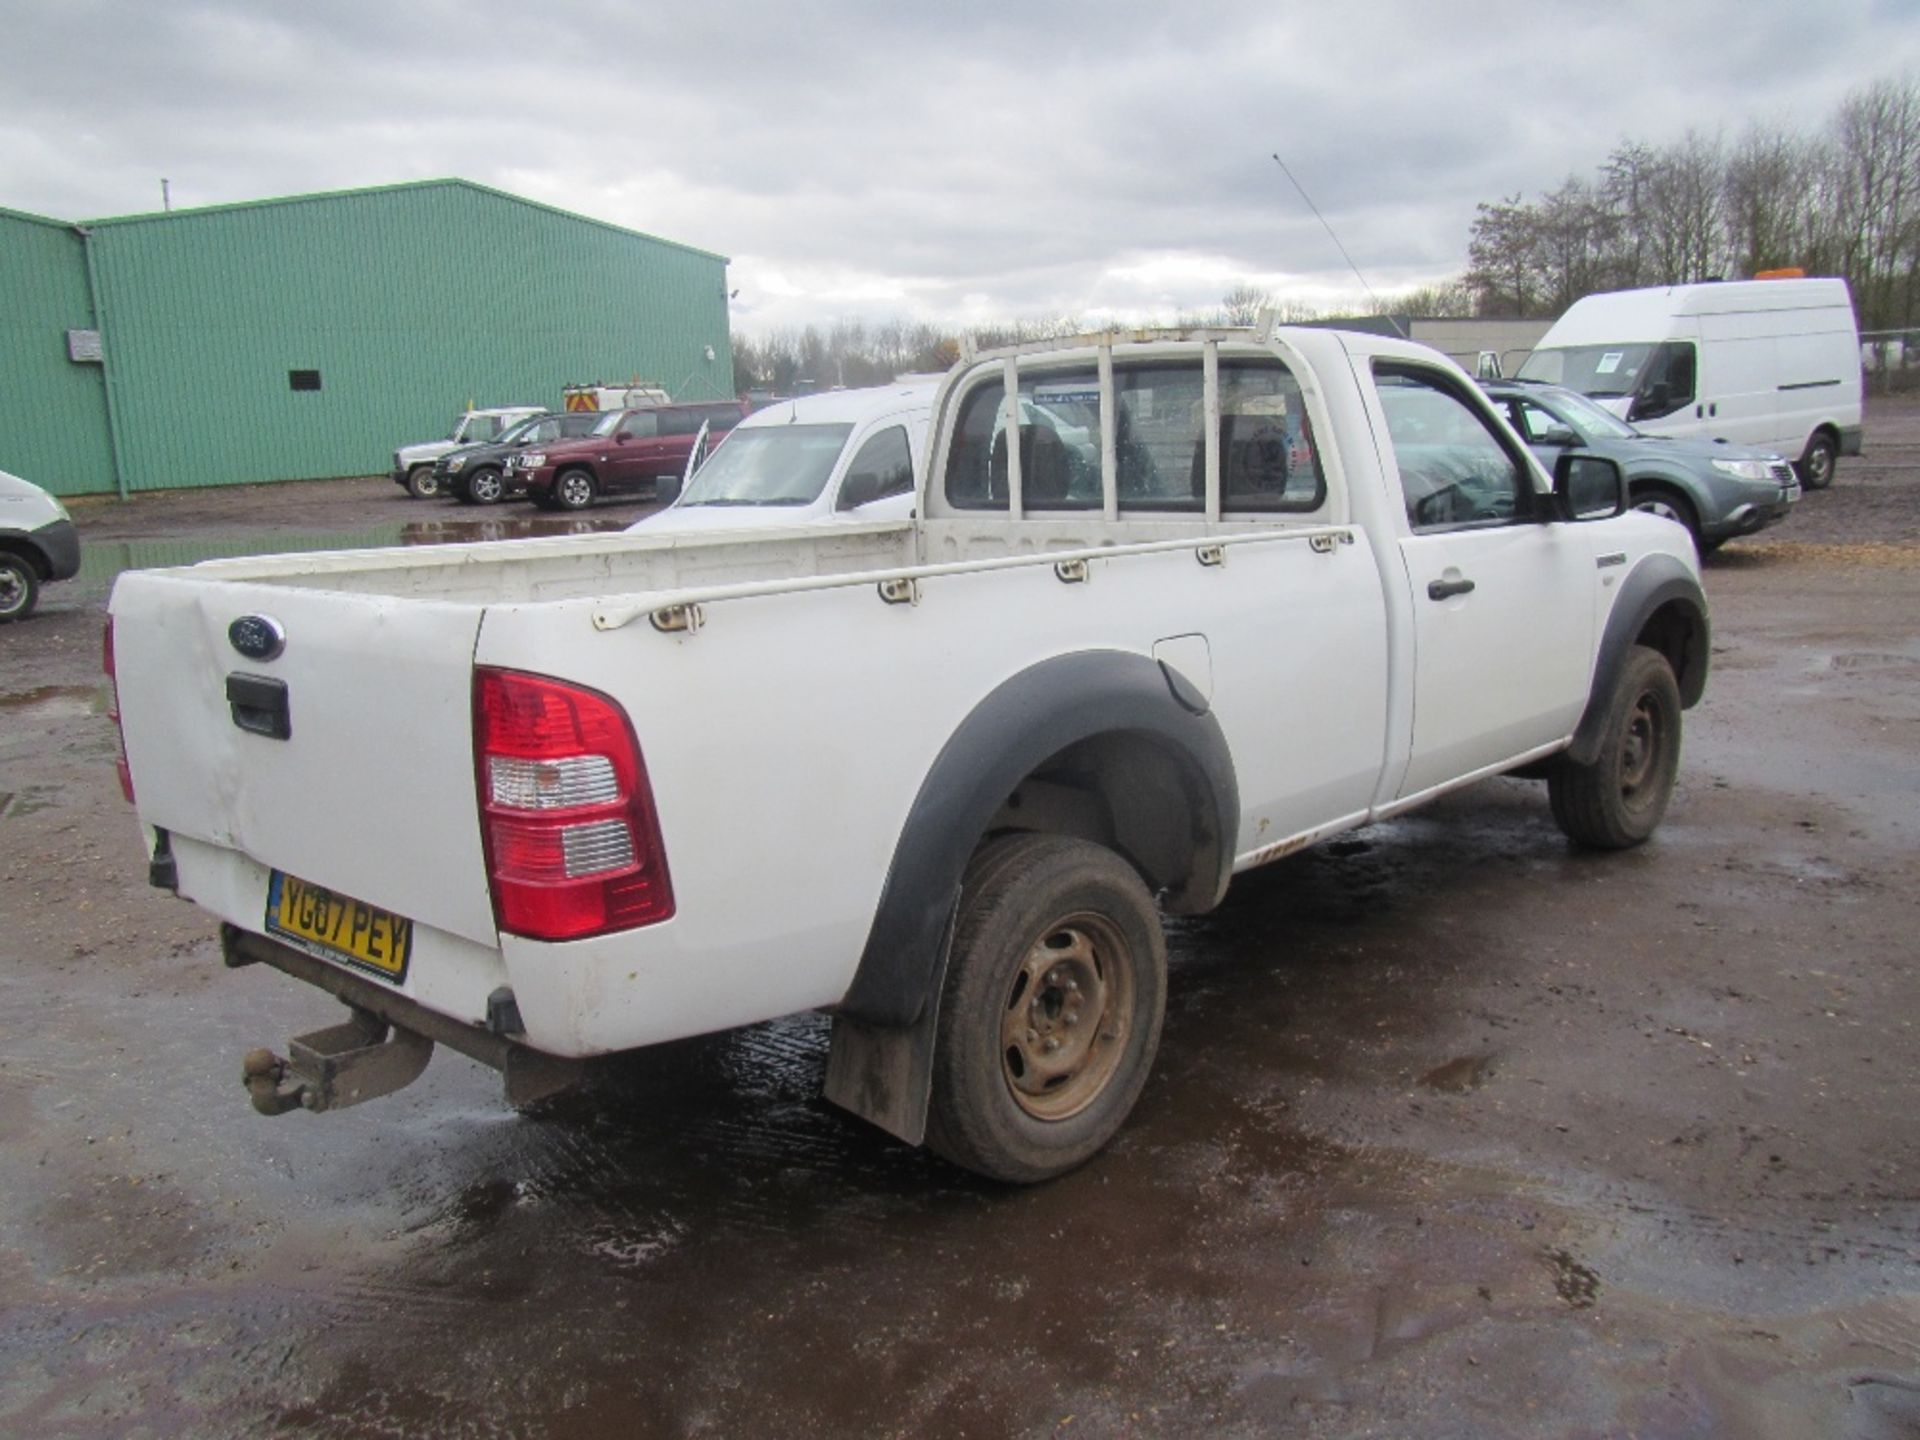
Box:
(509, 401), (749, 510)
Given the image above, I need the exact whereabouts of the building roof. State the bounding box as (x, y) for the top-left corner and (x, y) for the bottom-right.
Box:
(19, 178), (725, 262)
(0, 204), (78, 230)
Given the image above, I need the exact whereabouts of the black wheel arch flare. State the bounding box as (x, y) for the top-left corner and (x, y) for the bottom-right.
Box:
(839, 649), (1239, 1028)
(1567, 553), (1709, 768)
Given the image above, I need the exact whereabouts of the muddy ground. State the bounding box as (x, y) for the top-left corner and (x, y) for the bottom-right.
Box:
(2, 416), (1917, 1439)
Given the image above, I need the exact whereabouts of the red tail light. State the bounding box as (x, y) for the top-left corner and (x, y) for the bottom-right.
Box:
(474, 668), (673, 940)
(103, 618), (134, 803)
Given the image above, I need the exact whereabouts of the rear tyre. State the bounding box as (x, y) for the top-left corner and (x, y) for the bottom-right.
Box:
(405, 465), (440, 499)
(464, 468), (504, 505)
(554, 468), (596, 511)
(0, 554), (39, 621)
(925, 833), (1166, 1184)
(1631, 485), (1701, 551)
(1548, 644), (1682, 849)
(1795, 432), (1837, 490)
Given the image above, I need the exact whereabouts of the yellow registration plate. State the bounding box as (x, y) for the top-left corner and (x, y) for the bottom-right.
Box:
(266, 872), (413, 982)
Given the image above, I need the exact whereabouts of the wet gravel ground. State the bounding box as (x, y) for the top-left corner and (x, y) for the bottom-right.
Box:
(2, 407), (1918, 1438)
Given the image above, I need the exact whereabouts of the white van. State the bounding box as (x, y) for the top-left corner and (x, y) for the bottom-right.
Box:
(633, 381), (935, 533)
(1517, 279), (1862, 488)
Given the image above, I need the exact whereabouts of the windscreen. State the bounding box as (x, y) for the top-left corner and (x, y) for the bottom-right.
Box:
(677, 424), (854, 506)
(1517, 344), (1656, 397)
(1545, 389), (1639, 442)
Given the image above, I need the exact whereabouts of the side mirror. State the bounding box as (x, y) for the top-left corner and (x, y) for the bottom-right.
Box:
(837, 470), (886, 511)
(614, 431), (632, 445)
(1552, 452), (1626, 521)
(1539, 425), (1579, 448)
(654, 475), (682, 506)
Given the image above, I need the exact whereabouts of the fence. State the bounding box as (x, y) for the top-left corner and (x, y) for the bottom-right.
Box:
(1862, 329), (1920, 395)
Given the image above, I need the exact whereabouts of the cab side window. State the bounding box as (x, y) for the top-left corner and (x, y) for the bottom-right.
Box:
(840, 424), (915, 508)
(1631, 341), (1697, 421)
(621, 411), (660, 439)
(1374, 365), (1530, 531)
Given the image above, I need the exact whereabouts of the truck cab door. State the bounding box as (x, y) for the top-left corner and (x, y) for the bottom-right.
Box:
(1364, 361), (1596, 801)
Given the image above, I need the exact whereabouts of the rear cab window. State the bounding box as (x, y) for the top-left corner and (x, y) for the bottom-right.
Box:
(942, 349), (1325, 518)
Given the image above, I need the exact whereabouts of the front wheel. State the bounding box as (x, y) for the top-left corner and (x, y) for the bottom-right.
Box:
(1548, 644), (1682, 849)
(0, 554), (40, 621)
(554, 468), (596, 511)
(1796, 432), (1837, 490)
(1631, 486), (1701, 551)
(405, 465), (440, 499)
(926, 833), (1166, 1184)
(464, 468), (504, 505)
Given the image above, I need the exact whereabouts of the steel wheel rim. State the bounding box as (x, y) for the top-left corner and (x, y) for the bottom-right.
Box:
(1619, 690), (1662, 808)
(0, 576), (24, 615)
(1809, 445), (1833, 486)
(999, 911), (1134, 1121)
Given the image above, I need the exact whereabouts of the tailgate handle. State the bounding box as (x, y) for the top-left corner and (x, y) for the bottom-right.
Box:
(227, 673), (291, 740)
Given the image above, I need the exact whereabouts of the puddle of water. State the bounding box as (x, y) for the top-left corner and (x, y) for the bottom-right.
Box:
(69, 514), (633, 601)
(0, 684), (104, 722)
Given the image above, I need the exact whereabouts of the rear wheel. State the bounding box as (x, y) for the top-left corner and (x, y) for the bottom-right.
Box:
(554, 468), (596, 511)
(1631, 485), (1701, 551)
(1796, 432), (1837, 490)
(464, 468), (504, 505)
(0, 554), (39, 621)
(405, 465), (440, 499)
(1549, 645), (1682, 849)
(926, 833), (1166, 1184)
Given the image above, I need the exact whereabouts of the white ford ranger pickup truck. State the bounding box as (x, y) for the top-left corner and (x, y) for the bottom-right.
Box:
(107, 324), (1708, 1182)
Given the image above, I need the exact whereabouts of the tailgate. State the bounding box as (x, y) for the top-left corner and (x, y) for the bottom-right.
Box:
(110, 572), (498, 946)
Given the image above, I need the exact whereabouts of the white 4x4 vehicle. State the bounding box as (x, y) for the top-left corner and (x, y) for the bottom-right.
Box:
(392, 406), (544, 498)
(108, 325), (1708, 1182)
(0, 468), (81, 621)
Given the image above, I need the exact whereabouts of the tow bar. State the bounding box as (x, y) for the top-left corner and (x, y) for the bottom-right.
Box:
(222, 924), (585, 1115)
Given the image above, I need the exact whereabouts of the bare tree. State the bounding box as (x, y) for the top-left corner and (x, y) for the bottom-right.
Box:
(1832, 75), (1920, 326)
(1723, 127), (1814, 277)
(1220, 283), (1273, 326)
(1639, 131), (1728, 283)
(1465, 194), (1542, 314)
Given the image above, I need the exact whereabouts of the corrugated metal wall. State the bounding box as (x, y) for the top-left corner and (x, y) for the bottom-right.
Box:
(11, 181), (731, 496)
(0, 210), (118, 494)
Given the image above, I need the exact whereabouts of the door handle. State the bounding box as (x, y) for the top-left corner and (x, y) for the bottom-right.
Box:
(1427, 577), (1476, 601)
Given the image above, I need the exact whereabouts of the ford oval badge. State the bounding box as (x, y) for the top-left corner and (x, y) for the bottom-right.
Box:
(228, 614), (286, 662)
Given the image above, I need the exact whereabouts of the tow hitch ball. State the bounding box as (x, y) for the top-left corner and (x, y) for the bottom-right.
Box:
(242, 1006), (434, 1116)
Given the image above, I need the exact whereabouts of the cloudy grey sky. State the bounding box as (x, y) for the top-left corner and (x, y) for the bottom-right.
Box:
(6, 1), (1918, 334)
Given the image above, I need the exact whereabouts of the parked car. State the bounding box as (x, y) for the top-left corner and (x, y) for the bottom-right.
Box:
(392, 406), (545, 498)
(435, 411), (604, 504)
(634, 382), (935, 533)
(0, 468), (81, 621)
(107, 324), (1708, 1182)
(1516, 278), (1861, 488)
(510, 401), (751, 510)
(1481, 378), (1799, 551)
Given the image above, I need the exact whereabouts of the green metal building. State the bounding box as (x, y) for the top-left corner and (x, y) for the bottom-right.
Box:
(0, 180), (732, 497)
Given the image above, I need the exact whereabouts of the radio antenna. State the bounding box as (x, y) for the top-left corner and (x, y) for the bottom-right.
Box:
(1269, 153), (1406, 338)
